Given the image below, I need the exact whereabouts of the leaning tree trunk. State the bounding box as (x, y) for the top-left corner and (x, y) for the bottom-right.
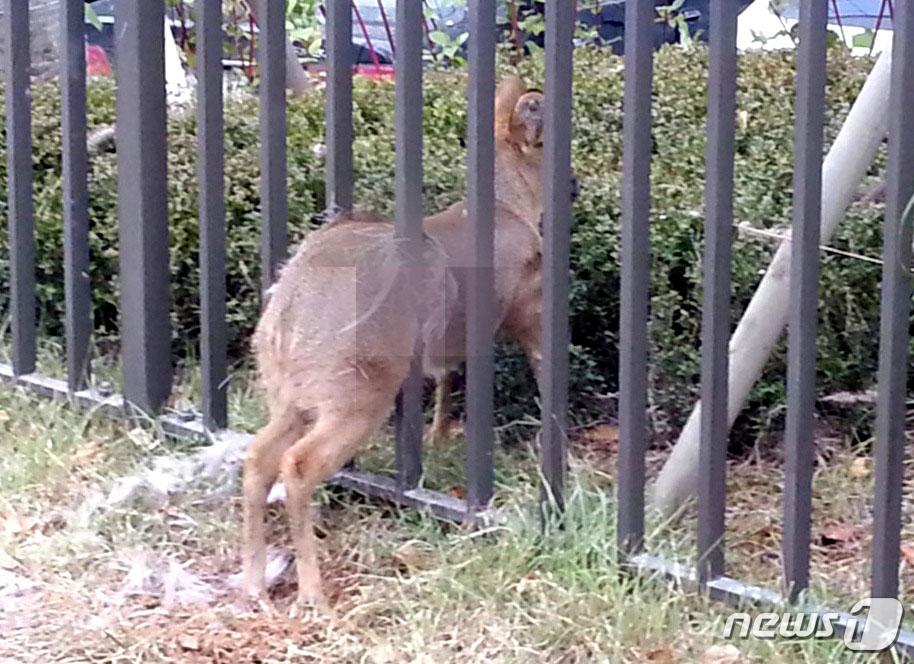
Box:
(650, 44), (895, 517)
(249, 0), (313, 97)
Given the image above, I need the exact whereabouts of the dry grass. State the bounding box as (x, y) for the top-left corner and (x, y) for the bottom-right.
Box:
(0, 374), (909, 663)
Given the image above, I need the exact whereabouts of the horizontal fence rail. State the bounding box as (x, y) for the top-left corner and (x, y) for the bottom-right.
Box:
(0, 0), (912, 657)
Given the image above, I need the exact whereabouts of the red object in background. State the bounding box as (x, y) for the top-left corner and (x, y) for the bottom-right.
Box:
(86, 44), (112, 77)
(353, 64), (395, 81)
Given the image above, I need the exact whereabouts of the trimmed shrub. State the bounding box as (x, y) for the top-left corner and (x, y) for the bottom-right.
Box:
(0, 46), (887, 435)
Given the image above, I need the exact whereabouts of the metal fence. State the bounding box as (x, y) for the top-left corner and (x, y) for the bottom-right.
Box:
(2, 0), (914, 654)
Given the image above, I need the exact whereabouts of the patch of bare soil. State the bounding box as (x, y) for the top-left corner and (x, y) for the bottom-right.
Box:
(571, 415), (914, 612)
(0, 538), (372, 663)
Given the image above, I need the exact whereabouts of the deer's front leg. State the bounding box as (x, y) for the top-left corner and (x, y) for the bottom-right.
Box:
(428, 371), (458, 446)
(502, 287), (545, 401)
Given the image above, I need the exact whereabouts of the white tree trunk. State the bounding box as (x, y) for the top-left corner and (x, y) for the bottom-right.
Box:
(282, 38), (314, 97)
(164, 18), (192, 106)
(250, 0), (313, 97)
(650, 43), (895, 516)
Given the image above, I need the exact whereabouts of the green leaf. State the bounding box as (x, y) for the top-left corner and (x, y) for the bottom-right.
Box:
(852, 30), (875, 48)
(428, 31), (452, 48)
(84, 4), (103, 32)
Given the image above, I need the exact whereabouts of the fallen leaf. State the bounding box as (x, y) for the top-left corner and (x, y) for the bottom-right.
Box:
(702, 644), (742, 664)
(848, 457), (870, 479)
(70, 441), (105, 469)
(367, 644), (395, 664)
(737, 110), (750, 131)
(38, 516), (65, 537)
(901, 544), (914, 565)
(646, 646), (676, 662)
(448, 486), (466, 500)
(583, 424), (619, 446)
(0, 511), (38, 540)
(513, 571), (540, 595)
(0, 410), (9, 423)
(0, 549), (21, 571)
(177, 634), (201, 651)
(391, 543), (431, 571)
(819, 524), (863, 546)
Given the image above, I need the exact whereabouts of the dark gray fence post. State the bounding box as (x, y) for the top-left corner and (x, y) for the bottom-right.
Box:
(872, 5), (914, 601)
(616, 0), (655, 555)
(540, 0), (574, 516)
(697, 0), (738, 583)
(258, 0), (288, 291)
(325, 1), (353, 213)
(394, 0), (425, 492)
(464, 0), (497, 512)
(60, 0), (91, 392)
(197, 0), (228, 430)
(782, 0), (828, 601)
(4, 0), (36, 376)
(115, 0), (172, 413)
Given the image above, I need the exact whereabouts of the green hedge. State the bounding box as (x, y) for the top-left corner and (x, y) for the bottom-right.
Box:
(0, 46), (888, 434)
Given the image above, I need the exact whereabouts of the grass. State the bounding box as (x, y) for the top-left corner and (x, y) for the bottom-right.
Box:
(0, 358), (911, 662)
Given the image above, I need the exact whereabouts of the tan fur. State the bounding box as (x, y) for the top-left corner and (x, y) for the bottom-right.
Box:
(242, 76), (558, 612)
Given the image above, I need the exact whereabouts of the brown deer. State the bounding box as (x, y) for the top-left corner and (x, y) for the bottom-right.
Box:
(242, 76), (573, 613)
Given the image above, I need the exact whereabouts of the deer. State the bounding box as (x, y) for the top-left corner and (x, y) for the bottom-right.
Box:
(242, 76), (576, 614)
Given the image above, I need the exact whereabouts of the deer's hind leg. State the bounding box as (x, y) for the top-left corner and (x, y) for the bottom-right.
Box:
(280, 400), (393, 614)
(242, 412), (309, 602)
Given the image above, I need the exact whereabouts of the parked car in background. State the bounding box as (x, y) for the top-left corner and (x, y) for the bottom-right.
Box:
(519, 0), (756, 54)
(84, 0), (116, 64)
(83, 0), (757, 76)
(344, 0), (759, 63)
(83, 0), (470, 71)
(348, 0), (470, 65)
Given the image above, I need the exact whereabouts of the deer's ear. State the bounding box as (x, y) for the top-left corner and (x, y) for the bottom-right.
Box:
(494, 76), (527, 133)
(509, 91), (544, 148)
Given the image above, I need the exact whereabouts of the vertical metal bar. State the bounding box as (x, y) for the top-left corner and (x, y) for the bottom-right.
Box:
(464, 0), (497, 511)
(872, 5), (914, 601)
(782, 0), (828, 602)
(540, 0), (574, 516)
(61, 0), (91, 392)
(326, 1), (353, 212)
(4, 0), (36, 375)
(115, 0), (172, 413)
(394, 0), (425, 492)
(697, 0), (738, 583)
(394, 355), (424, 491)
(616, 0), (654, 555)
(197, 0), (228, 430)
(258, 0), (288, 290)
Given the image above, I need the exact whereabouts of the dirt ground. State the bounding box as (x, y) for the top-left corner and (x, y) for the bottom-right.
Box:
(1, 384), (910, 663)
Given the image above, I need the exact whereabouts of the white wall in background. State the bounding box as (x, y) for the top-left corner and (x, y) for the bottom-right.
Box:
(737, 0), (893, 55)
